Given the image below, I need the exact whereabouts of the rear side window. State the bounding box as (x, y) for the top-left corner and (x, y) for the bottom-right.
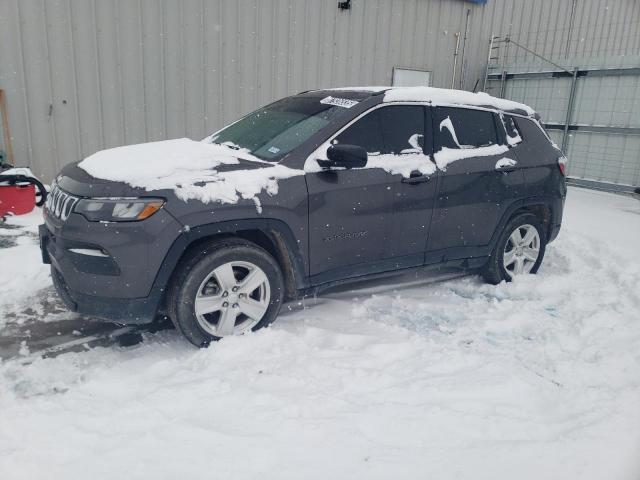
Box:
(334, 105), (425, 155)
(501, 114), (523, 146)
(434, 107), (498, 149)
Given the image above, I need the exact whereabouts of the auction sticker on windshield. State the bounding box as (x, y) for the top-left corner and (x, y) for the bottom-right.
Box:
(320, 96), (359, 108)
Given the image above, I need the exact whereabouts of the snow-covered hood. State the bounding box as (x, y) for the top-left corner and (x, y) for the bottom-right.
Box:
(60, 138), (304, 211)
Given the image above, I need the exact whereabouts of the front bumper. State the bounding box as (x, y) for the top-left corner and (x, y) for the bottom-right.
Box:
(40, 224), (162, 324)
(50, 262), (160, 324)
(39, 206), (182, 324)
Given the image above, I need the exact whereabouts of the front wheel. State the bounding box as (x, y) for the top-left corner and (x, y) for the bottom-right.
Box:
(482, 213), (546, 284)
(167, 238), (284, 347)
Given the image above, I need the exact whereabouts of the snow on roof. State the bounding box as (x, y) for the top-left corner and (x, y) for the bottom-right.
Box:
(382, 86), (536, 115)
(321, 86), (535, 115)
(326, 86), (389, 92)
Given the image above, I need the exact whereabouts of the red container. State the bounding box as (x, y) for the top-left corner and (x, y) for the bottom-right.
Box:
(0, 184), (36, 217)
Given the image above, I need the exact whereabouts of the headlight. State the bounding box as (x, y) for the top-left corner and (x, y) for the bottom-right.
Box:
(74, 198), (165, 222)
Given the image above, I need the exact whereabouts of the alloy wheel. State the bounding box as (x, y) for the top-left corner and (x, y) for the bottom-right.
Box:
(503, 224), (540, 278)
(194, 261), (271, 336)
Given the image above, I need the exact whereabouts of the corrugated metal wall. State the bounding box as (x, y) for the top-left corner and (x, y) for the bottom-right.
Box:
(1, 0), (638, 181)
(482, 0), (640, 189)
(488, 59), (640, 189)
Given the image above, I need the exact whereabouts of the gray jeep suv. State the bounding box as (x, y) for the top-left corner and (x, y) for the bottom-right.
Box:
(39, 87), (567, 346)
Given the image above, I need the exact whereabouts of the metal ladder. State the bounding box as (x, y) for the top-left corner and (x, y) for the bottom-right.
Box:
(482, 34), (510, 95)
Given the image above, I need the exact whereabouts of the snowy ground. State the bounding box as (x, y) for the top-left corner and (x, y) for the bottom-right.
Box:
(0, 186), (639, 480)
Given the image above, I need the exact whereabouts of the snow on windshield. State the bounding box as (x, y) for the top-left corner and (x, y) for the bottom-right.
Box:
(78, 138), (303, 212)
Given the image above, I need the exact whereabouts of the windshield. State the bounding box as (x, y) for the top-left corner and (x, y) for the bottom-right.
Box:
(209, 95), (355, 161)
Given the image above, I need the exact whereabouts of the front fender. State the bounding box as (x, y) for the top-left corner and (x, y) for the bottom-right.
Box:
(148, 217), (309, 308)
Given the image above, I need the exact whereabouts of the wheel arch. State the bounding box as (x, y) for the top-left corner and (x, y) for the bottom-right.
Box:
(490, 197), (558, 250)
(153, 219), (307, 314)
(512, 204), (552, 239)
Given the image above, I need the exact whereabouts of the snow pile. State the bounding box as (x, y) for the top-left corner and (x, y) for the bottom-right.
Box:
(505, 130), (523, 146)
(500, 114), (524, 146)
(383, 86), (536, 115)
(365, 153), (436, 177)
(0, 209), (50, 325)
(434, 144), (509, 170)
(495, 157), (518, 169)
(1, 188), (639, 479)
(79, 138), (304, 211)
(304, 141), (436, 177)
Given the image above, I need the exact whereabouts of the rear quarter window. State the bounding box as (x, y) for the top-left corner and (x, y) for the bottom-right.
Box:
(501, 114), (523, 146)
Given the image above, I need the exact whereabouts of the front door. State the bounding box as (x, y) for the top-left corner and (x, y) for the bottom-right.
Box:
(427, 106), (525, 259)
(306, 104), (437, 282)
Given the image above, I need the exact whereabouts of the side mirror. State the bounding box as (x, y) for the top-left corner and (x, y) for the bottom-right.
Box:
(317, 144), (368, 170)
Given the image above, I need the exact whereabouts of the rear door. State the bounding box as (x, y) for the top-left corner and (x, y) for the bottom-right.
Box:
(427, 106), (525, 259)
(385, 106), (438, 267)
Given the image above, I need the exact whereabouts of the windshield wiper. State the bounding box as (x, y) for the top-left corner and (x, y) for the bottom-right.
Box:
(214, 141), (241, 151)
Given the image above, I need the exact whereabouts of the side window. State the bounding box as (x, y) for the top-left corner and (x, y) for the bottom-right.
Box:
(378, 106), (425, 154)
(333, 110), (384, 154)
(434, 107), (498, 149)
(501, 114), (523, 146)
(334, 105), (425, 155)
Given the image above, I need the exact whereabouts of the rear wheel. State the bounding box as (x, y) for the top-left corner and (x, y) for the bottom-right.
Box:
(167, 238), (284, 347)
(482, 213), (546, 284)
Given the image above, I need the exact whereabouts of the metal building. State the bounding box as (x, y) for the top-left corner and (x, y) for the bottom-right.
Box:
(0, 0), (638, 185)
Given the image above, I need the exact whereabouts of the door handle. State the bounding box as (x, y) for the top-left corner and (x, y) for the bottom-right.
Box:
(401, 174), (431, 184)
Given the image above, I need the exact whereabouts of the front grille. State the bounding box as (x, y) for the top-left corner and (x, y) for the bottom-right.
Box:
(45, 183), (79, 221)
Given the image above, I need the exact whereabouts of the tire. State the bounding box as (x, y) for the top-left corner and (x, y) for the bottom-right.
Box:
(482, 213), (547, 285)
(167, 237), (284, 347)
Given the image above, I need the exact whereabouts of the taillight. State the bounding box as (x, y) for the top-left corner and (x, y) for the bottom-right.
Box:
(557, 156), (568, 177)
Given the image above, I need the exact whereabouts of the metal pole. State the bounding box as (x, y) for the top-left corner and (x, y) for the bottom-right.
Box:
(0, 90), (15, 166)
(459, 8), (471, 89)
(561, 67), (579, 153)
(505, 37), (572, 74)
(499, 70), (507, 98)
(565, 0), (578, 59)
(451, 32), (460, 89)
